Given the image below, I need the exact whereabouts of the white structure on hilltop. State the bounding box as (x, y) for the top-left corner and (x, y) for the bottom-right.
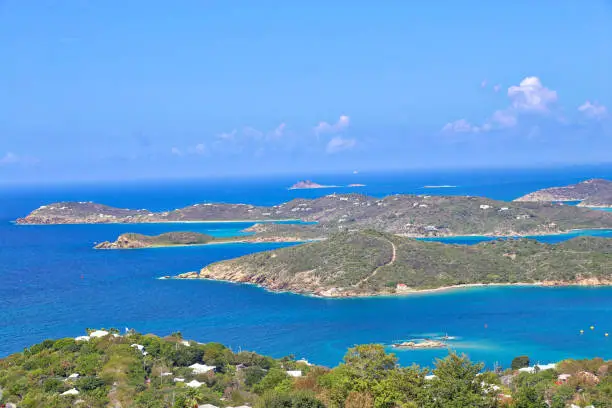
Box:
(186, 380), (203, 388)
(89, 330), (109, 338)
(61, 388), (80, 396)
(189, 363), (216, 375)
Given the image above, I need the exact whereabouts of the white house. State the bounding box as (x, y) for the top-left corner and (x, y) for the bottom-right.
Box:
(186, 379), (203, 388)
(61, 388), (80, 396)
(88, 330), (109, 338)
(189, 363), (216, 375)
(286, 370), (302, 378)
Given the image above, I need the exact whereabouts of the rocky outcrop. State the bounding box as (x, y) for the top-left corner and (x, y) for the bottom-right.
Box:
(288, 180), (335, 189)
(392, 340), (447, 349)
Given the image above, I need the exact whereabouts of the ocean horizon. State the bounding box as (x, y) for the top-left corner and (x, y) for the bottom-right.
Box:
(2, 166), (612, 369)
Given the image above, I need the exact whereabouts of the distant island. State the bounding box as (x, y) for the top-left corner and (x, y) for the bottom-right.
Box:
(96, 232), (216, 249)
(96, 227), (325, 249)
(16, 194), (612, 237)
(515, 178), (612, 208)
(288, 180), (337, 189)
(347, 183), (366, 187)
(175, 230), (612, 297)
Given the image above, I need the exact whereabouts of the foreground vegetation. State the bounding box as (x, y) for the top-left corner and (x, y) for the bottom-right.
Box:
(1, 331), (611, 407)
(187, 230), (612, 297)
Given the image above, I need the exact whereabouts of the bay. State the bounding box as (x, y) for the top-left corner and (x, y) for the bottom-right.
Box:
(2, 166), (612, 368)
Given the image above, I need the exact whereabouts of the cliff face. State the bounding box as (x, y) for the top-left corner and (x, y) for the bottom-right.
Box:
(515, 179), (612, 207)
(176, 231), (612, 297)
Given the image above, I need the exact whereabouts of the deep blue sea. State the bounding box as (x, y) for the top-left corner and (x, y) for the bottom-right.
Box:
(2, 166), (612, 369)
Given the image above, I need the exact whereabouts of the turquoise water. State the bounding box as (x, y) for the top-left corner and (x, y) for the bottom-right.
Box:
(1, 167), (612, 369)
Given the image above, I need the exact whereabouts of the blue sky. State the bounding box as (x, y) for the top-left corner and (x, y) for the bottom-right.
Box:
(1, 1), (611, 183)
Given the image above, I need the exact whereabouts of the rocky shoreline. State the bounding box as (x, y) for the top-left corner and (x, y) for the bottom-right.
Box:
(172, 272), (612, 299)
(392, 340), (448, 350)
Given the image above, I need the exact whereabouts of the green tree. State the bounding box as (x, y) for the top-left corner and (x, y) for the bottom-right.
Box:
(511, 356), (530, 370)
(343, 344), (397, 382)
(511, 385), (547, 408)
(420, 353), (495, 408)
(255, 390), (325, 408)
(253, 368), (290, 394)
(371, 366), (425, 407)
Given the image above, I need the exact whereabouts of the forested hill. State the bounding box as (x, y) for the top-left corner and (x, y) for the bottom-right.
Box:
(184, 231), (612, 297)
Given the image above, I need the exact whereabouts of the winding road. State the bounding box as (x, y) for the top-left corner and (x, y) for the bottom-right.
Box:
(357, 237), (397, 286)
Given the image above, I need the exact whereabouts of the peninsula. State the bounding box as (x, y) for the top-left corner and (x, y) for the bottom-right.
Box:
(96, 226), (326, 249)
(15, 194), (612, 237)
(175, 230), (612, 297)
(95, 232), (216, 249)
(515, 178), (612, 207)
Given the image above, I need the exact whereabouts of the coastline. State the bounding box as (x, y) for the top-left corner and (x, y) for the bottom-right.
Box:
(15, 218), (301, 226)
(167, 275), (612, 299)
(95, 227), (612, 250)
(96, 237), (321, 250)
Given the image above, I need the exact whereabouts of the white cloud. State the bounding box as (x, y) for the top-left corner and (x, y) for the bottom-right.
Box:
(578, 101), (607, 119)
(481, 80), (488, 88)
(243, 126), (264, 139)
(171, 147), (182, 156)
(0, 152), (19, 165)
(194, 143), (207, 155)
(326, 136), (356, 154)
(442, 119), (479, 133)
(507, 76), (557, 112)
(217, 129), (237, 140)
(491, 109), (517, 128)
(272, 123), (286, 138)
(442, 77), (560, 134)
(0, 152), (38, 166)
(315, 115), (350, 135)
